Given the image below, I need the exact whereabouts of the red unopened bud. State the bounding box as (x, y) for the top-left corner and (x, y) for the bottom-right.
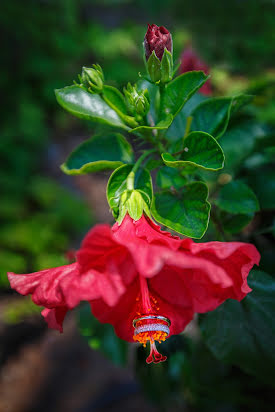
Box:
(144, 24), (172, 61)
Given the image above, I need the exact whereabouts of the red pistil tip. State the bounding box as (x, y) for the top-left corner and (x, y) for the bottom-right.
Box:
(133, 314), (170, 364)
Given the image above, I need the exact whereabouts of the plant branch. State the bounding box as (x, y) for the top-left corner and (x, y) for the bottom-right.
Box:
(132, 148), (157, 174)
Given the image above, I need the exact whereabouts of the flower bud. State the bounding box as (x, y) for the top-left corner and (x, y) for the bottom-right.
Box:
(144, 24), (172, 61)
(124, 83), (150, 117)
(81, 64), (104, 93)
(143, 24), (173, 83)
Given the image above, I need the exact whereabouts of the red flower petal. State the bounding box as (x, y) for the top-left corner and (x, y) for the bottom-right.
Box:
(8, 263), (80, 308)
(41, 307), (68, 333)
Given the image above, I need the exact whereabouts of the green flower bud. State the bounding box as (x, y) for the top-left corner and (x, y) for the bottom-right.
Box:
(81, 64), (104, 93)
(124, 83), (150, 117)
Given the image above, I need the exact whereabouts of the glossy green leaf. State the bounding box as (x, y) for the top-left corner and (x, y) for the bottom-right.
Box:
(102, 85), (138, 128)
(191, 97), (232, 139)
(200, 270), (275, 384)
(107, 164), (153, 216)
(152, 182), (210, 238)
(191, 95), (253, 139)
(162, 71), (209, 118)
(61, 133), (133, 175)
(219, 120), (265, 174)
(157, 167), (187, 190)
(166, 93), (206, 142)
(162, 131), (224, 171)
(55, 85), (129, 130)
(129, 114), (173, 134)
(102, 85), (128, 114)
(215, 180), (259, 214)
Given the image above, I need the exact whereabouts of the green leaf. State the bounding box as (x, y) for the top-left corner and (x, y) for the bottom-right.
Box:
(102, 85), (138, 128)
(129, 114), (173, 134)
(107, 164), (153, 217)
(230, 94), (253, 114)
(162, 131), (224, 171)
(191, 97), (232, 139)
(166, 93), (206, 142)
(102, 85), (128, 114)
(191, 95), (253, 139)
(200, 270), (275, 384)
(220, 211), (254, 234)
(61, 133), (133, 175)
(162, 71), (209, 118)
(157, 167), (187, 190)
(152, 182), (210, 238)
(55, 85), (129, 130)
(215, 180), (259, 214)
(219, 120), (264, 174)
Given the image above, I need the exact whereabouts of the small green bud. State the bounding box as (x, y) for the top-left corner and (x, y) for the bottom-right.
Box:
(81, 64), (104, 93)
(124, 83), (150, 117)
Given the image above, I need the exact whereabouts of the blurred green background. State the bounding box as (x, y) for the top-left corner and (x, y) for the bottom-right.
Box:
(0, 1), (274, 411)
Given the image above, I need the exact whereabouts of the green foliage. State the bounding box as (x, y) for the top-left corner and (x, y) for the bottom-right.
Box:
(152, 182), (210, 238)
(191, 95), (252, 139)
(215, 180), (259, 215)
(61, 133), (133, 175)
(162, 71), (209, 117)
(162, 131), (225, 171)
(1, 1), (275, 410)
(55, 85), (129, 130)
(200, 270), (275, 385)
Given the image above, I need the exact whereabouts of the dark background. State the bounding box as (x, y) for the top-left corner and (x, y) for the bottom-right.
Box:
(0, 1), (274, 411)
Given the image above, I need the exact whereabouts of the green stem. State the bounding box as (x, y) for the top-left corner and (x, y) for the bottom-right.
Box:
(132, 148), (157, 174)
(158, 83), (166, 116)
(126, 171), (135, 190)
(126, 148), (156, 190)
(184, 116), (193, 138)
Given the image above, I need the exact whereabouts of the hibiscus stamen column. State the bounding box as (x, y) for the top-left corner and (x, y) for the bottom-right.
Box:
(133, 275), (170, 364)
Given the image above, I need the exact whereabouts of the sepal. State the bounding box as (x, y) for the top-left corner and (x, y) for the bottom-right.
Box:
(146, 49), (174, 83)
(160, 48), (173, 83)
(147, 50), (161, 83)
(117, 190), (151, 224)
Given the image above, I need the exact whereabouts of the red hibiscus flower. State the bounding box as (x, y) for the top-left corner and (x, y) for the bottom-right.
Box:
(180, 45), (212, 95)
(8, 214), (260, 364)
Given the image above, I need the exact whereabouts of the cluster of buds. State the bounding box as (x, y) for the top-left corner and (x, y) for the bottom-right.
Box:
(124, 83), (150, 120)
(144, 24), (173, 83)
(80, 64), (104, 93)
